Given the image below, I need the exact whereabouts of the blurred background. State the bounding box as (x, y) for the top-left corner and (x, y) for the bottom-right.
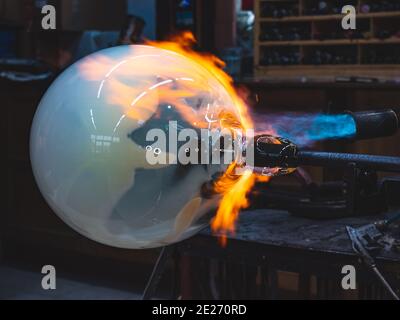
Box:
(1, 0), (400, 299)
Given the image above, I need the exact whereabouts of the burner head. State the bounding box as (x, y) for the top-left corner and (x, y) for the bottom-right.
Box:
(252, 134), (298, 176)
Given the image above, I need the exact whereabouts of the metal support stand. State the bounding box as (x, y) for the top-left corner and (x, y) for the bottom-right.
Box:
(142, 245), (176, 300)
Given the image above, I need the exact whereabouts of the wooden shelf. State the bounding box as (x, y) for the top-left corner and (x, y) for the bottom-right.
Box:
(254, 0), (400, 78)
(259, 11), (400, 22)
(255, 64), (400, 78)
(259, 38), (400, 46)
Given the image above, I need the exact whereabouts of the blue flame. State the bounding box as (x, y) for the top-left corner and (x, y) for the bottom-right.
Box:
(255, 113), (356, 146)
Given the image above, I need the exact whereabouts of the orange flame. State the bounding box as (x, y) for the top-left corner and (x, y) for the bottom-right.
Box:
(211, 164), (269, 246)
(147, 32), (253, 130)
(149, 32), (276, 245)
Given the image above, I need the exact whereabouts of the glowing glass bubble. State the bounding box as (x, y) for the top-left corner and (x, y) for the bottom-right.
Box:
(30, 45), (240, 249)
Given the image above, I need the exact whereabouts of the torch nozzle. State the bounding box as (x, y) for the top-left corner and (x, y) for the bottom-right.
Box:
(347, 108), (399, 140)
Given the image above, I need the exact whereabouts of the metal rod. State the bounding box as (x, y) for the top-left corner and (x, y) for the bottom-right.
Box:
(142, 246), (175, 300)
(292, 151), (400, 173)
(253, 134), (400, 173)
(371, 266), (400, 300)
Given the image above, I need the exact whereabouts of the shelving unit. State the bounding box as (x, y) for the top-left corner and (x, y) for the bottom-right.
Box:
(254, 0), (400, 78)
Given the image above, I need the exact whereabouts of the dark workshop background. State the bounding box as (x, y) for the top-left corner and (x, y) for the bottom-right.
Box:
(1, 0), (400, 299)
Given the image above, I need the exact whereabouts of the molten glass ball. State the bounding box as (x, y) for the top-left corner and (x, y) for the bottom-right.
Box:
(30, 45), (240, 249)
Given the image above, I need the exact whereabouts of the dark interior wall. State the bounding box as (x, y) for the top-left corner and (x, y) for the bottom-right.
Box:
(155, 0), (235, 53)
(214, 0), (236, 51)
(127, 0), (156, 39)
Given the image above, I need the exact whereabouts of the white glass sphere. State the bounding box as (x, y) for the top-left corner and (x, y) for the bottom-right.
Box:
(30, 45), (239, 249)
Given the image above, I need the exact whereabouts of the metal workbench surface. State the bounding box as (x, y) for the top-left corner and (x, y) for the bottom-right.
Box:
(194, 209), (400, 263)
